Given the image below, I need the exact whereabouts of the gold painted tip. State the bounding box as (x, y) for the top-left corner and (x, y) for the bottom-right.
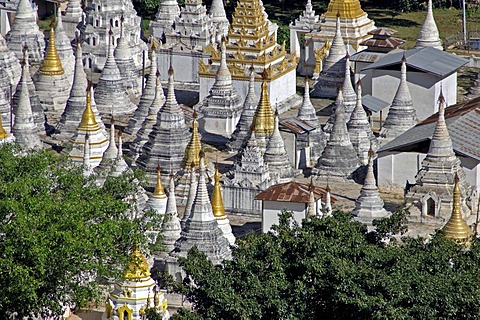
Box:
(124, 244), (151, 280)
(153, 165), (166, 197)
(79, 90), (99, 130)
(212, 163), (226, 218)
(0, 115), (8, 140)
(39, 23), (65, 76)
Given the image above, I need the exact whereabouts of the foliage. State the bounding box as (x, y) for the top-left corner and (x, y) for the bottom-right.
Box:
(171, 210), (480, 319)
(0, 145), (151, 319)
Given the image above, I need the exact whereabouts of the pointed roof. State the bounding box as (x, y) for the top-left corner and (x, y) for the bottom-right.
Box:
(109, 132), (129, 177)
(212, 163), (226, 218)
(163, 66), (182, 113)
(78, 89), (100, 131)
(182, 111), (202, 169)
(342, 53), (356, 116)
(153, 165), (167, 199)
(264, 113), (295, 181)
(297, 77), (320, 127)
(323, 14), (346, 72)
(40, 23), (65, 76)
(415, 0), (443, 50)
(253, 74), (274, 138)
(102, 117), (119, 162)
(182, 167), (198, 227)
(124, 244), (151, 280)
(209, 0), (228, 23)
(442, 174), (472, 244)
(54, 8), (74, 71)
(210, 40), (233, 92)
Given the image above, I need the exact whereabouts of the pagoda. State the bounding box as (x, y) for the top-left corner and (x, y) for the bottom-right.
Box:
(34, 23), (71, 112)
(65, 90), (108, 168)
(406, 94), (474, 223)
(104, 246), (170, 320)
(82, 134), (94, 177)
(135, 67), (190, 187)
(145, 165), (168, 216)
(303, 0), (375, 76)
(96, 117), (118, 175)
(198, 0), (297, 108)
(5, 0), (45, 64)
(198, 40), (243, 140)
(55, 8), (75, 85)
(149, 0), (180, 40)
(80, 0), (147, 71)
(62, 0), (83, 40)
(0, 107), (14, 144)
(415, 0), (443, 50)
(252, 74), (275, 152)
(108, 132), (129, 178)
(0, 32), (21, 97)
(211, 163), (235, 246)
(12, 61), (43, 150)
(94, 29), (136, 116)
(209, 0), (229, 42)
(0, 86), (11, 135)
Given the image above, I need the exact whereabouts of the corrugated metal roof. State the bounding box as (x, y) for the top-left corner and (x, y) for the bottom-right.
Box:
(279, 118), (316, 134)
(360, 37), (405, 49)
(255, 181), (337, 203)
(363, 94), (390, 112)
(350, 51), (384, 63)
(379, 97), (480, 160)
(362, 47), (468, 77)
(368, 28), (398, 36)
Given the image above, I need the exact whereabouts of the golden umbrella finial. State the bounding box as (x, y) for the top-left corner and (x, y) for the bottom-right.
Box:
(442, 174), (472, 246)
(182, 111), (202, 169)
(153, 164), (166, 198)
(39, 20), (65, 76)
(79, 86), (99, 130)
(212, 161), (226, 218)
(253, 69), (274, 138)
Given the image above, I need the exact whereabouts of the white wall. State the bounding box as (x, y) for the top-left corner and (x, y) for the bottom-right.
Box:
(262, 200), (307, 233)
(157, 51), (204, 83)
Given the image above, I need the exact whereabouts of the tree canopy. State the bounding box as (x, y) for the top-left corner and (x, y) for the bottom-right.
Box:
(170, 210), (480, 320)
(0, 145), (151, 319)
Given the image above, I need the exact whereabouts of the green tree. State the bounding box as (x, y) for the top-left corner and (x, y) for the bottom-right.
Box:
(170, 210), (480, 319)
(0, 145), (152, 319)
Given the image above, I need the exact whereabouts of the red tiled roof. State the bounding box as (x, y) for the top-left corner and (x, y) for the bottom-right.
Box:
(255, 181), (337, 204)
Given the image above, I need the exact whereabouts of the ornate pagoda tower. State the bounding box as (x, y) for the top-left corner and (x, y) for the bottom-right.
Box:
(211, 163), (236, 246)
(415, 0), (443, 50)
(199, 0), (297, 108)
(63, 0), (84, 40)
(303, 0), (375, 76)
(149, 0), (180, 40)
(0, 32), (21, 97)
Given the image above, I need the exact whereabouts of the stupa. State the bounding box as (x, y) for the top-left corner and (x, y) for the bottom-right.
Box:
(0, 107), (14, 144)
(62, 0), (83, 40)
(114, 16), (141, 96)
(108, 132), (129, 178)
(223, 130), (274, 215)
(55, 42), (107, 142)
(129, 72), (165, 164)
(198, 40), (243, 140)
(34, 23), (72, 112)
(0, 32), (21, 97)
(252, 73), (275, 152)
(341, 53), (356, 118)
(96, 117), (118, 175)
(80, 0), (147, 71)
(352, 148), (390, 224)
(264, 113), (296, 183)
(347, 81), (377, 165)
(303, 0), (375, 76)
(82, 134), (94, 177)
(5, 0), (45, 64)
(323, 84), (344, 136)
(12, 60), (43, 150)
(136, 67), (190, 187)
(415, 0), (443, 50)
(167, 154), (232, 278)
(227, 68), (259, 152)
(13, 48), (46, 133)
(406, 93), (474, 222)
(0, 86), (11, 135)
(149, 0), (180, 40)
(181, 167), (198, 228)
(94, 29), (136, 116)
(55, 8), (75, 85)
(211, 163), (236, 246)
(310, 15), (346, 99)
(198, 0), (297, 107)
(314, 86), (360, 179)
(209, 0), (229, 42)
(145, 165), (168, 216)
(104, 246), (170, 320)
(379, 55), (417, 145)
(66, 90), (108, 168)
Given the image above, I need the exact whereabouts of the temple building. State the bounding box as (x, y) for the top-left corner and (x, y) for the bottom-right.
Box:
(415, 0), (442, 50)
(136, 67), (190, 187)
(80, 0), (147, 71)
(149, 0), (179, 40)
(404, 94), (475, 223)
(166, 155), (232, 281)
(302, 0), (375, 76)
(6, 0), (45, 64)
(223, 130), (274, 215)
(104, 246), (170, 320)
(55, 8), (75, 85)
(198, 40), (243, 140)
(34, 23), (71, 112)
(211, 163), (235, 246)
(66, 90), (108, 168)
(198, 0), (297, 108)
(0, 32), (21, 97)
(62, 0), (83, 40)
(94, 29), (136, 116)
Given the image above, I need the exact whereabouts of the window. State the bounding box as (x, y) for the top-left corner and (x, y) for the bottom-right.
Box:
(426, 197), (435, 217)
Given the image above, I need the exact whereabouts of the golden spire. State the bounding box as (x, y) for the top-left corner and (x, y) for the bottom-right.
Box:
(153, 164), (167, 198)
(211, 162), (226, 219)
(124, 243), (151, 280)
(0, 114), (8, 140)
(40, 21), (65, 76)
(442, 174), (472, 246)
(182, 111), (202, 169)
(253, 71), (274, 137)
(324, 0), (367, 19)
(78, 86), (100, 130)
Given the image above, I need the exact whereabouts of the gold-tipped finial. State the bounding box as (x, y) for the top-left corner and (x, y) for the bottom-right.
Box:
(212, 161), (226, 218)
(182, 111), (202, 169)
(442, 174), (472, 246)
(153, 164), (167, 198)
(124, 243), (151, 280)
(40, 21), (65, 76)
(79, 86), (100, 130)
(0, 114), (8, 140)
(253, 69), (274, 138)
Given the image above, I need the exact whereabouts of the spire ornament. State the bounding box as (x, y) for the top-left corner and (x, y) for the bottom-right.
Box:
(40, 22), (65, 76)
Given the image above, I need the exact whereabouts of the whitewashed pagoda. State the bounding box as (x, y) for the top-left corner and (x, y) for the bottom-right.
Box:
(0, 86), (11, 136)
(0, 32), (21, 97)
(80, 0), (147, 71)
(145, 165), (168, 216)
(211, 163), (235, 246)
(136, 67), (190, 187)
(209, 0), (229, 43)
(94, 29), (136, 116)
(149, 0), (180, 40)
(62, 0), (83, 40)
(405, 93), (474, 223)
(96, 117), (118, 175)
(165, 0), (210, 47)
(6, 0), (45, 64)
(104, 246), (170, 320)
(415, 0), (443, 50)
(199, 0), (297, 107)
(198, 40), (243, 140)
(34, 23), (71, 112)
(303, 0), (375, 76)
(55, 8), (75, 85)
